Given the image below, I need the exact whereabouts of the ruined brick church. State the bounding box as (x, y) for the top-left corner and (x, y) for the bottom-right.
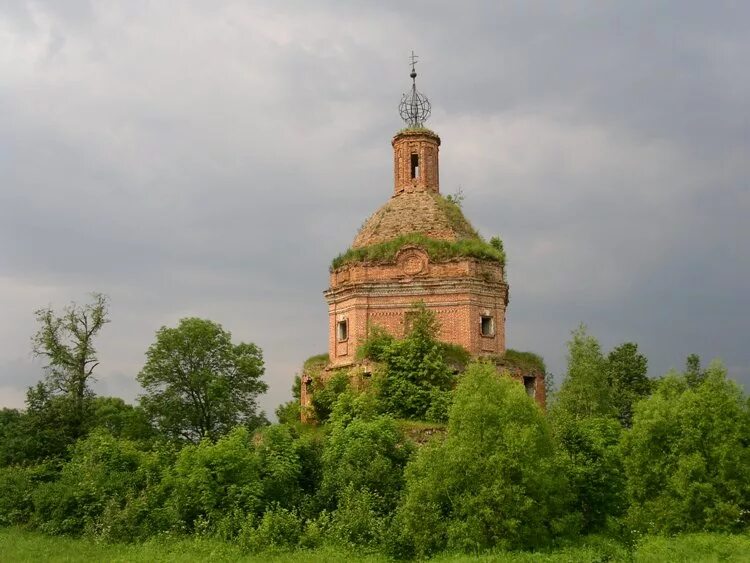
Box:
(300, 59), (545, 417)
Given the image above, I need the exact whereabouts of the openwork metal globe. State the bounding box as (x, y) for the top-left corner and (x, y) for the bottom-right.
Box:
(399, 52), (431, 127)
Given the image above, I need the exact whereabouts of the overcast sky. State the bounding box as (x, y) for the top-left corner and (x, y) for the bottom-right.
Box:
(1, 1), (748, 416)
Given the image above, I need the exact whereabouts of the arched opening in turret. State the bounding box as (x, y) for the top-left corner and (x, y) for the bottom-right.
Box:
(410, 153), (420, 179)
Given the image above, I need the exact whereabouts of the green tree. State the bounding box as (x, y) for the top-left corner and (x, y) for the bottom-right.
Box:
(31, 429), (172, 539)
(551, 414), (625, 533)
(622, 360), (750, 534)
(393, 362), (574, 557)
(321, 392), (414, 514)
(553, 325), (612, 419)
(167, 427), (263, 535)
(362, 303), (456, 420)
(606, 342), (652, 427)
(550, 328), (628, 533)
(86, 397), (155, 442)
(275, 375), (302, 425)
(137, 318), (268, 443)
(684, 353), (706, 388)
(31, 293), (109, 432)
(18, 383), (84, 462)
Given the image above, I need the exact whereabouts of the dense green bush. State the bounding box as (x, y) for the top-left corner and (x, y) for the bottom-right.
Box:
(0, 394), (156, 468)
(255, 424), (303, 510)
(622, 361), (750, 534)
(321, 396), (414, 514)
(327, 485), (389, 549)
(361, 304), (457, 421)
(167, 427), (263, 537)
(310, 370), (350, 423)
(392, 362), (576, 558)
(238, 506), (302, 553)
(0, 464), (54, 526)
(31, 430), (171, 539)
(553, 415), (625, 534)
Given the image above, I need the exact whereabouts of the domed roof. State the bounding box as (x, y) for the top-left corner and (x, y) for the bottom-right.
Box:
(352, 191), (480, 249)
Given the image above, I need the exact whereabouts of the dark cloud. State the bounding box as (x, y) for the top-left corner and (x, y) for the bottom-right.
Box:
(0, 1), (747, 414)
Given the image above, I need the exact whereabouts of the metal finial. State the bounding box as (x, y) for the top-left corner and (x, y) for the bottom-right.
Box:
(399, 51), (431, 127)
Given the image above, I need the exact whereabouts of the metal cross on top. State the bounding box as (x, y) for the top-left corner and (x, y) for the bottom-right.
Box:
(399, 51), (431, 127)
(409, 50), (419, 79)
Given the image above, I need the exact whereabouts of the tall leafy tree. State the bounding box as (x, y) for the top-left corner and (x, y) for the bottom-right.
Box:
(606, 342), (651, 427)
(622, 360), (750, 534)
(550, 327), (626, 533)
(553, 324), (612, 419)
(31, 292), (109, 429)
(137, 318), (268, 443)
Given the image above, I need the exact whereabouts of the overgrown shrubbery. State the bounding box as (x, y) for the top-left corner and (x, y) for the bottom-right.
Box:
(622, 361), (750, 535)
(2, 314), (749, 559)
(31, 429), (173, 540)
(359, 303), (459, 422)
(392, 362), (575, 558)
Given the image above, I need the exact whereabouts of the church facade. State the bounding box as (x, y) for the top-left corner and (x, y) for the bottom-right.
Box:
(325, 128), (509, 365)
(300, 62), (545, 416)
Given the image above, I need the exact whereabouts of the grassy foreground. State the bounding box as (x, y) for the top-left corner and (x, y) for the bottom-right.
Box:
(1, 528), (749, 562)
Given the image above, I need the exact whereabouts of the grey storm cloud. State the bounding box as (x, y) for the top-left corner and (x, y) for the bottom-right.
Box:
(1, 1), (748, 414)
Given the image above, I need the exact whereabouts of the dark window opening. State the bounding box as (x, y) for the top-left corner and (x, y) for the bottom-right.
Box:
(480, 315), (495, 337)
(523, 376), (536, 398)
(336, 320), (348, 342)
(410, 153), (420, 179)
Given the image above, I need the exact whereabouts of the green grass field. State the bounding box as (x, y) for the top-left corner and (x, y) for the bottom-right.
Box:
(1, 528), (749, 562)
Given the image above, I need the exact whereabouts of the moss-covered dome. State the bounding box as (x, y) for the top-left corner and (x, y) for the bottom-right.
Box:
(352, 192), (478, 249)
(331, 193), (505, 270)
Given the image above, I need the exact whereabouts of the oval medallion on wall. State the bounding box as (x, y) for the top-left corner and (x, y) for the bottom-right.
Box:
(403, 255), (425, 275)
(397, 247), (428, 276)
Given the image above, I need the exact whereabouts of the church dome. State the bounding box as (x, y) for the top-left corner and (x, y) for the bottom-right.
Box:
(352, 191), (480, 248)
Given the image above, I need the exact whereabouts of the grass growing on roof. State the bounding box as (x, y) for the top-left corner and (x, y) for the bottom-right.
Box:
(433, 194), (479, 238)
(497, 349), (547, 374)
(331, 233), (505, 270)
(303, 353), (329, 372)
(395, 125), (438, 136)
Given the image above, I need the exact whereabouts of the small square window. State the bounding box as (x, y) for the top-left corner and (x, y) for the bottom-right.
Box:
(480, 315), (495, 337)
(336, 319), (348, 342)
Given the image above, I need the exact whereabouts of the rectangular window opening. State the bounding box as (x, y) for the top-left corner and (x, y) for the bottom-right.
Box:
(410, 153), (420, 179)
(523, 376), (536, 398)
(480, 315), (495, 337)
(336, 319), (348, 342)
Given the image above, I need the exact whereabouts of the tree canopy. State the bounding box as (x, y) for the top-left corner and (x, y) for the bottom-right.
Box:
(31, 292), (109, 429)
(393, 362), (573, 557)
(622, 361), (750, 534)
(137, 318), (268, 443)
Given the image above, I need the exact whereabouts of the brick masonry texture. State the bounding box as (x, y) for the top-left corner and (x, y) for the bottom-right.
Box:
(302, 127), (545, 416)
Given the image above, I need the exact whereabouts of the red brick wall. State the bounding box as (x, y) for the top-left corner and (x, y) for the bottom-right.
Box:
(392, 131), (440, 195)
(326, 248), (508, 367)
